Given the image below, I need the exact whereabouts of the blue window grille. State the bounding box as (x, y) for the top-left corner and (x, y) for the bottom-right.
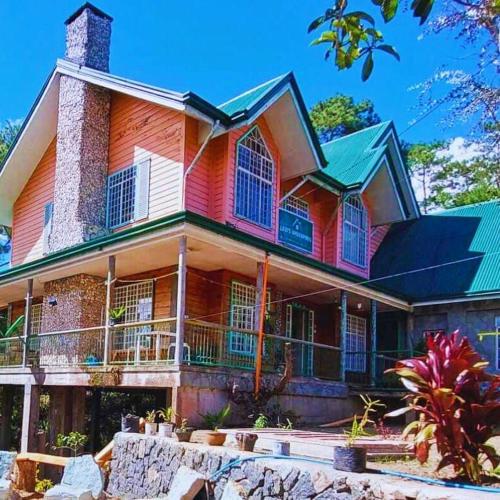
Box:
(235, 127), (274, 228)
(342, 195), (368, 268)
(107, 165), (137, 229)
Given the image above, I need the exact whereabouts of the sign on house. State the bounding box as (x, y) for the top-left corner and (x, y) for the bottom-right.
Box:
(278, 209), (313, 253)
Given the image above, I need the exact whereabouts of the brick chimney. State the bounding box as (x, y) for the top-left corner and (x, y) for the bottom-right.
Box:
(49, 3), (113, 252)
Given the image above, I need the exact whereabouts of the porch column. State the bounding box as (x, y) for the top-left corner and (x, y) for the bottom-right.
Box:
(21, 383), (40, 453)
(340, 290), (347, 382)
(254, 261), (266, 328)
(370, 299), (377, 387)
(22, 278), (33, 367)
(103, 255), (116, 366)
(174, 236), (187, 365)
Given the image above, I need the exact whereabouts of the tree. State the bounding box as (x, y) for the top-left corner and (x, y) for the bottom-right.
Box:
(0, 120), (20, 164)
(309, 1), (499, 151)
(310, 94), (381, 142)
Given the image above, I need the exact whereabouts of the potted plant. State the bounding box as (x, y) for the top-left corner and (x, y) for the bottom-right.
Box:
(235, 432), (258, 452)
(144, 410), (158, 436)
(333, 395), (385, 473)
(174, 418), (193, 442)
(199, 404), (231, 446)
(158, 407), (176, 437)
(109, 306), (126, 326)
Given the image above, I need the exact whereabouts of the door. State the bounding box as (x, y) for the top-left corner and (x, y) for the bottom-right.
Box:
(286, 304), (314, 376)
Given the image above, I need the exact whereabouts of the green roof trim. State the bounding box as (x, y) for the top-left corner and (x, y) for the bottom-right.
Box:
(0, 211), (409, 302)
(371, 200), (500, 302)
(320, 121), (392, 187)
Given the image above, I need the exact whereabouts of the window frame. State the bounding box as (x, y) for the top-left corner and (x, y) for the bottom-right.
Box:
(342, 194), (369, 269)
(31, 303), (43, 335)
(106, 165), (138, 230)
(234, 126), (275, 229)
(345, 313), (367, 373)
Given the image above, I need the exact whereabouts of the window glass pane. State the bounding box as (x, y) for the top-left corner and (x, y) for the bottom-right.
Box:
(346, 314), (367, 372)
(107, 165), (137, 228)
(342, 195), (368, 267)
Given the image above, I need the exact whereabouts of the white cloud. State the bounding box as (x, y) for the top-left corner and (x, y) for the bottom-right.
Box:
(438, 137), (481, 162)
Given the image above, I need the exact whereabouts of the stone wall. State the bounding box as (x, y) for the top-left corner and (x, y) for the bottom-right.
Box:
(410, 299), (500, 373)
(42, 274), (106, 332)
(108, 433), (484, 500)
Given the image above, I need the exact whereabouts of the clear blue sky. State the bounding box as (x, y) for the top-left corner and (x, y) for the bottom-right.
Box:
(0, 0), (473, 144)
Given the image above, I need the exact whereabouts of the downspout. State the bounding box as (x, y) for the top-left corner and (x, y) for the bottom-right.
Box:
(181, 119), (221, 211)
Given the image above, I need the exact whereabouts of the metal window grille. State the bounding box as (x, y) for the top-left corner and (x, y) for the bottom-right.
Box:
(496, 316), (500, 370)
(342, 195), (368, 267)
(107, 165), (137, 228)
(31, 303), (43, 335)
(114, 281), (154, 349)
(281, 195), (310, 220)
(235, 127), (274, 228)
(346, 314), (367, 372)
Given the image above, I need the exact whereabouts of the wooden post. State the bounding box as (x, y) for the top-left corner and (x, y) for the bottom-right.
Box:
(174, 236), (187, 366)
(20, 383), (40, 453)
(103, 255), (115, 366)
(370, 299), (377, 387)
(340, 290), (347, 382)
(22, 279), (33, 367)
(254, 254), (269, 396)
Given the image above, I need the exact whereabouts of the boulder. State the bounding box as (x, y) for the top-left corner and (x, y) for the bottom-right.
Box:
(166, 466), (205, 500)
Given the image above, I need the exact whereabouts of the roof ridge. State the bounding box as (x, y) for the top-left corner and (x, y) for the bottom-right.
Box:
(321, 121), (392, 147)
(217, 73), (288, 110)
(434, 198), (500, 214)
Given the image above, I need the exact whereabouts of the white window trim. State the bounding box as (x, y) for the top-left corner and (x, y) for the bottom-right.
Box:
(31, 303), (43, 335)
(234, 126), (275, 229)
(342, 195), (368, 268)
(281, 195), (310, 220)
(106, 165), (137, 229)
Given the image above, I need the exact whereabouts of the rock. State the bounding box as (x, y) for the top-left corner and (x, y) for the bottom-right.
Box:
(283, 467), (300, 492)
(289, 472), (316, 499)
(312, 470), (333, 494)
(166, 466), (205, 500)
(221, 480), (248, 499)
(263, 470), (282, 496)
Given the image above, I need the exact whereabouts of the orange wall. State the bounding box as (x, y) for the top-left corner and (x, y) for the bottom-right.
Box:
(11, 139), (57, 265)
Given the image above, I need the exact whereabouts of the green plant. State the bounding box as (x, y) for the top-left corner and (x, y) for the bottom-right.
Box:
(35, 469), (53, 494)
(253, 413), (268, 429)
(54, 432), (88, 457)
(109, 306), (126, 321)
(178, 418), (189, 432)
(158, 406), (175, 422)
(385, 331), (500, 484)
(200, 404), (231, 432)
(277, 418), (294, 431)
(145, 410), (157, 423)
(0, 315), (24, 338)
(344, 395), (385, 447)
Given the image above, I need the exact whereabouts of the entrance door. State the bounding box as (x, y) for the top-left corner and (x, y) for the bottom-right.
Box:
(286, 304), (314, 376)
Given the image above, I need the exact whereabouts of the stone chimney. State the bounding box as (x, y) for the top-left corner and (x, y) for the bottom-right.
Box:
(50, 4), (113, 252)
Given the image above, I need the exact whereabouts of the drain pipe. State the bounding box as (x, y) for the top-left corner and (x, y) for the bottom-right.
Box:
(181, 119), (221, 211)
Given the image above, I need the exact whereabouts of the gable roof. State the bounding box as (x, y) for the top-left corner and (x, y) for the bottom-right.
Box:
(371, 200), (500, 303)
(320, 122), (391, 187)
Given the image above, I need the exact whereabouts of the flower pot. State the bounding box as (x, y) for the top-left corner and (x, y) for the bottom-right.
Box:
(158, 422), (176, 438)
(175, 429), (193, 443)
(333, 446), (367, 473)
(145, 422), (158, 436)
(202, 431), (227, 446)
(235, 432), (258, 452)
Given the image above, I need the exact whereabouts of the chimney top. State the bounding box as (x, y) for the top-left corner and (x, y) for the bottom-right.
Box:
(65, 2), (113, 25)
(64, 2), (112, 72)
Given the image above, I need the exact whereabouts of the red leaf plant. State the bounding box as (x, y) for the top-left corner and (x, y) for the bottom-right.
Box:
(385, 330), (500, 483)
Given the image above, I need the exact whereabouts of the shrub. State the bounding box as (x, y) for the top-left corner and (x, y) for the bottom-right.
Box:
(386, 331), (500, 483)
(200, 404), (231, 432)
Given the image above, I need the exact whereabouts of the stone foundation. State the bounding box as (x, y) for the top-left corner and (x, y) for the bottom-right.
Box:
(108, 433), (487, 499)
(42, 274), (106, 332)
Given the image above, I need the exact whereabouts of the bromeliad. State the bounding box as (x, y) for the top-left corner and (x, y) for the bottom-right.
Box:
(385, 331), (500, 484)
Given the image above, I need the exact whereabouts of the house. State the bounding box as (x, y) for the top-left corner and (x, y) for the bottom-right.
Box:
(0, 3), (496, 453)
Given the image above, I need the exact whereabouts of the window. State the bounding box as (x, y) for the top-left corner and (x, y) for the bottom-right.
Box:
(114, 281), (154, 349)
(106, 160), (151, 229)
(496, 316), (500, 370)
(235, 127), (274, 228)
(31, 304), (43, 335)
(346, 314), (367, 372)
(229, 281), (270, 356)
(342, 195), (368, 268)
(281, 195), (310, 220)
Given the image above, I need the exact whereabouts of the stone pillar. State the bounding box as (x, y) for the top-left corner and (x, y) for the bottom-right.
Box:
(0, 386), (14, 449)
(370, 300), (377, 387)
(50, 5), (113, 252)
(340, 290), (348, 382)
(174, 237), (187, 365)
(42, 274), (106, 332)
(21, 384), (40, 453)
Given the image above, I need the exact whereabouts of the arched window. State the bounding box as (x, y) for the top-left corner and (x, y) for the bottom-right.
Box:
(235, 127), (274, 228)
(342, 195), (368, 267)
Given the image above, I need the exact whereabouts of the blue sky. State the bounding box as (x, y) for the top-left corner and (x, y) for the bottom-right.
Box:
(0, 0), (473, 144)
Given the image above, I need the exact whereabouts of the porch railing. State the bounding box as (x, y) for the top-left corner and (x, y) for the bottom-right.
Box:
(0, 336), (24, 367)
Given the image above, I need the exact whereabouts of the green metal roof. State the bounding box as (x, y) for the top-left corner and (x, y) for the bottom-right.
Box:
(320, 122), (392, 187)
(371, 200), (500, 302)
(218, 74), (288, 117)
